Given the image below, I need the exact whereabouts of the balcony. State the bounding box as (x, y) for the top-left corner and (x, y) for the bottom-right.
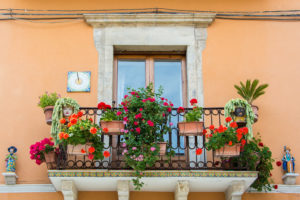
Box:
(47, 107), (258, 199)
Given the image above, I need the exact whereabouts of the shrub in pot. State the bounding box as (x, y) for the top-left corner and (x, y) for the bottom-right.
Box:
(224, 98), (255, 138)
(205, 117), (249, 158)
(98, 102), (124, 135)
(38, 92), (60, 125)
(234, 79), (269, 122)
(177, 98), (203, 136)
(119, 84), (174, 190)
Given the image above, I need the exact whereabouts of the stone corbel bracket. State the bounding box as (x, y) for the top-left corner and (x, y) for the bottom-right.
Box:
(84, 13), (216, 28)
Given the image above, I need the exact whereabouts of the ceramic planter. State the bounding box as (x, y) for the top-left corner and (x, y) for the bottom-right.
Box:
(67, 143), (92, 155)
(214, 144), (241, 157)
(158, 142), (167, 156)
(43, 106), (54, 125)
(178, 121), (204, 136)
(44, 152), (56, 163)
(251, 105), (259, 123)
(100, 120), (125, 135)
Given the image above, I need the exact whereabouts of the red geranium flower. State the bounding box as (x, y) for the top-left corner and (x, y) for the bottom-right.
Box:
(190, 98), (198, 105)
(230, 122), (238, 128)
(88, 146), (95, 153)
(88, 154), (94, 160)
(225, 117), (232, 123)
(70, 118), (77, 125)
(103, 151), (110, 158)
(103, 128), (109, 133)
(203, 129), (207, 134)
(274, 185), (278, 189)
(196, 148), (203, 155)
(81, 149), (86, 154)
(63, 133), (69, 139)
(276, 161), (282, 167)
(218, 125), (225, 133)
(241, 139), (246, 145)
(90, 127), (97, 134)
(236, 133), (243, 142)
(136, 127), (141, 134)
(236, 128), (243, 135)
(60, 118), (66, 124)
(105, 104), (112, 109)
(209, 125), (215, 130)
(177, 107), (185, 113)
(167, 107), (172, 112)
(134, 121), (139, 126)
(147, 120), (154, 127)
(77, 111), (83, 117)
(97, 102), (106, 109)
(258, 142), (264, 147)
(242, 127), (248, 134)
(89, 118), (93, 123)
(228, 141), (233, 146)
(71, 114), (78, 119)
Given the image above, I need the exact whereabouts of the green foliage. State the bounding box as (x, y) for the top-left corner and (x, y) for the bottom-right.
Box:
(185, 106), (203, 122)
(51, 98), (80, 144)
(60, 116), (104, 160)
(234, 133), (274, 192)
(234, 79), (269, 105)
(38, 92), (60, 109)
(120, 84), (173, 190)
(224, 98), (255, 138)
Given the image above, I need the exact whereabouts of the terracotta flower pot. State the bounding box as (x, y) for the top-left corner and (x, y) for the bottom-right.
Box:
(158, 142), (167, 156)
(178, 121), (204, 136)
(43, 106), (54, 125)
(100, 120), (125, 135)
(44, 152), (56, 163)
(214, 144), (241, 157)
(67, 143), (92, 155)
(251, 105), (259, 123)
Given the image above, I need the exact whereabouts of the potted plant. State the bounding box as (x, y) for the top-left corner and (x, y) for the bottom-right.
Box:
(177, 98), (203, 136)
(58, 111), (105, 160)
(205, 117), (248, 157)
(51, 97), (80, 144)
(119, 84), (173, 190)
(98, 102), (124, 135)
(233, 133), (274, 191)
(224, 98), (255, 138)
(38, 92), (60, 125)
(234, 79), (269, 122)
(29, 137), (58, 166)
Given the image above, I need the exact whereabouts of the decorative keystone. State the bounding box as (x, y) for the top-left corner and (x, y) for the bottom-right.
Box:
(175, 180), (190, 200)
(225, 181), (245, 200)
(2, 172), (18, 185)
(61, 180), (78, 200)
(282, 173), (299, 185)
(117, 180), (130, 200)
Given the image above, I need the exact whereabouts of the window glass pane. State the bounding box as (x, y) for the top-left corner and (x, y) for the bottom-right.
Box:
(117, 60), (146, 104)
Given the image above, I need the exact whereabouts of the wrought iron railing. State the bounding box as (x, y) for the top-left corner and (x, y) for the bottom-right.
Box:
(49, 107), (248, 171)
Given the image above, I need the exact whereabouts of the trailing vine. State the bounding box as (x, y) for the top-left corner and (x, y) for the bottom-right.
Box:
(224, 98), (255, 138)
(51, 97), (80, 144)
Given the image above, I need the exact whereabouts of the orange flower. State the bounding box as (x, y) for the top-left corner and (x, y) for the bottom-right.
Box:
(228, 141), (233, 146)
(103, 128), (109, 133)
(81, 149), (86, 154)
(67, 122), (72, 127)
(242, 127), (249, 135)
(77, 111), (83, 117)
(58, 132), (64, 140)
(90, 127), (97, 134)
(70, 118), (77, 125)
(236, 128), (243, 135)
(49, 137), (53, 141)
(229, 122), (238, 128)
(236, 133), (243, 141)
(60, 118), (66, 124)
(196, 148), (203, 155)
(103, 151), (110, 158)
(71, 114), (78, 119)
(63, 133), (69, 139)
(88, 146), (95, 153)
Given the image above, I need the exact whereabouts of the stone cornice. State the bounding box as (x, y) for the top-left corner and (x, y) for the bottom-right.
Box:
(84, 13), (216, 28)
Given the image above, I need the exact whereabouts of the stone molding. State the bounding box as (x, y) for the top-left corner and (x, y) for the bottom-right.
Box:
(0, 184), (56, 193)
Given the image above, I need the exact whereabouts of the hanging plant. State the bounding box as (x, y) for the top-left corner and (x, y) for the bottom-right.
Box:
(224, 98), (255, 138)
(120, 84), (173, 190)
(51, 98), (80, 144)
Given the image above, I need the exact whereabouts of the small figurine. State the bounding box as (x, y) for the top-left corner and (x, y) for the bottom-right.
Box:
(282, 146), (295, 173)
(5, 146), (17, 172)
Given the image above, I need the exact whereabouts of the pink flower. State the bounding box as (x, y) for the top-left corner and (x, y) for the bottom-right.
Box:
(167, 107), (172, 112)
(134, 121), (139, 126)
(122, 149), (128, 155)
(150, 147), (156, 151)
(169, 122), (173, 126)
(163, 102), (168, 106)
(124, 129), (129, 133)
(116, 111), (122, 116)
(124, 95), (128, 99)
(131, 91), (136, 95)
(142, 99), (147, 103)
(160, 97), (165, 100)
(132, 147), (137, 150)
(122, 143), (126, 148)
(135, 113), (142, 119)
(136, 127), (141, 134)
(120, 129), (124, 132)
(139, 108), (143, 111)
(150, 98), (155, 102)
(147, 120), (154, 127)
(170, 103), (174, 107)
(88, 154), (94, 160)
(36, 159), (42, 165)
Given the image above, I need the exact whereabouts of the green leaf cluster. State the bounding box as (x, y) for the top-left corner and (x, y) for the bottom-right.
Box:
(38, 92), (60, 109)
(185, 106), (203, 122)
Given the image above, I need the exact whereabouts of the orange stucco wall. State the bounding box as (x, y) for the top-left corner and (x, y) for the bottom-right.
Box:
(0, 0), (300, 198)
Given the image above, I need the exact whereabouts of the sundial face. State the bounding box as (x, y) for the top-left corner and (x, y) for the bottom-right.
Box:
(67, 71), (91, 92)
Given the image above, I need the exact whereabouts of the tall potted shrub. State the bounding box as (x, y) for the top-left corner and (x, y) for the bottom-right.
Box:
(38, 92), (60, 125)
(119, 84), (172, 190)
(177, 98), (204, 136)
(234, 79), (268, 122)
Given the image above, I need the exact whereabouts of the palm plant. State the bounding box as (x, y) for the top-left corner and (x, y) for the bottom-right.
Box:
(234, 79), (269, 105)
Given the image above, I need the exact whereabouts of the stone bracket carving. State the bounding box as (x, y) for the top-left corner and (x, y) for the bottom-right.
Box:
(225, 181), (246, 200)
(117, 180), (130, 200)
(175, 180), (190, 200)
(62, 180), (78, 200)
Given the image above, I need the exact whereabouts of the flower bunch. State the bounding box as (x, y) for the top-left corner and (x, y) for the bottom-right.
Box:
(29, 137), (56, 165)
(205, 117), (249, 151)
(38, 92), (60, 109)
(59, 111), (105, 160)
(177, 98), (203, 122)
(98, 102), (123, 121)
(119, 84), (172, 190)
